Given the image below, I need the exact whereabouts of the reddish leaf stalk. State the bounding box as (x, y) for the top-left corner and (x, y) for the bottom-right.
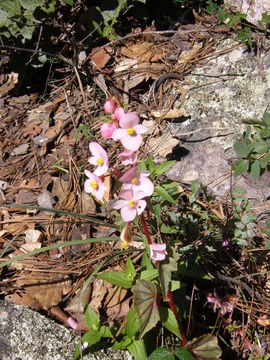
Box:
(140, 212), (152, 245)
(140, 211), (187, 347)
(167, 290), (187, 347)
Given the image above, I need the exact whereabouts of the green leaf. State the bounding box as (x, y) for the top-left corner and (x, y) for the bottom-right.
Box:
(160, 224), (178, 234)
(132, 279), (160, 338)
(113, 335), (133, 350)
(176, 347), (194, 360)
(0, 9), (8, 27)
(63, 0), (74, 5)
(18, 0), (42, 10)
(186, 334), (222, 359)
(0, 0), (21, 16)
(125, 257), (136, 282)
(99, 325), (113, 338)
(151, 161), (176, 178)
(259, 152), (270, 169)
(84, 306), (100, 331)
(233, 159), (249, 177)
(155, 185), (176, 204)
(153, 203), (161, 222)
(253, 142), (268, 154)
(159, 307), (181, 338)
(82, 330), (102, 347)
(140, 269), (158, 281)
(263, 111), (270, 126)
(141, 251), (154, 271)
(171, 280), (181, 292)
(146, 154), (155, 173)
(148, 347), (175, 360)
(159, 248), (178, 298)
(233, 142), (251, 158)
(250, 159), (261, 180)
(20, 24), (35, 39)
(127, 307), (140, 338)
(97, 271), (132, 289)
(128, 339), (147, 360)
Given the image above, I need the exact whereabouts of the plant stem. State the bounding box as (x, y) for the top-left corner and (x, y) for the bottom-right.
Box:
(140, 211), (187, 347)
(167, 290), (187, 347)
(140, 212), (152, 245)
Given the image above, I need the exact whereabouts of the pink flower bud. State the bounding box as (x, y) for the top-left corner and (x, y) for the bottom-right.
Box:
(67, 316), (78, 330)
(104, 100), (115, 113)
(101, 123), (116, 140)
(114, 107), (125, 121)
(149, 243), (167, 261)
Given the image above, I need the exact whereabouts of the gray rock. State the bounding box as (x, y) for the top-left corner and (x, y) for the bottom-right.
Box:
(0, 300), (132, 360)
(167, 39), (270, 213)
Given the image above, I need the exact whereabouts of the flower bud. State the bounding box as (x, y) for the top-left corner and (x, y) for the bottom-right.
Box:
(104, 100), (115, 113)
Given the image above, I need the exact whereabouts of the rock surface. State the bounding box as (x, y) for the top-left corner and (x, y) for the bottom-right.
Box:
(167, 39), (270, 215)
(0, 300), (132, 360)
(224, 0), (270, 26)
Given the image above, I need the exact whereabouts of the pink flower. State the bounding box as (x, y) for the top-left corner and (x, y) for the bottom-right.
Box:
(120, 167), (154, 197)
(84, 170), (107, 200)
(118, 150), (137, 166)
(101, 123), (116, 140)
(149, 243), (167, 261)
(104, 100), (115, 113)
(114, 107), (125, 121)
(112, 112), (148, 151)
(113, 189), (146, 222)
(207, 290), (237, 316)
(88, 142), (108, 176)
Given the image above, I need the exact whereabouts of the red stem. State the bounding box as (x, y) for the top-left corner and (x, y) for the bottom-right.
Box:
(140, 212), (152, 245)
(167, 290), (187, 347)
(140, 211), (187, 347)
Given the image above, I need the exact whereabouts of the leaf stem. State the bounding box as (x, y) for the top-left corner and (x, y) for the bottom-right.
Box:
(140, 212), (187, 347)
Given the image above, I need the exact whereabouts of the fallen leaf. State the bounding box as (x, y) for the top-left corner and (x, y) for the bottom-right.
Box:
(11, 143), (29, 156)
(91, 46), (112, 69)
(151, 109), (184, 119)
(146, 132), (179, 159)
(37, 190), (54, 212)
(24, 229), (43, 243)
(121, 42), (164, 62)
(81, 191), (96, 214)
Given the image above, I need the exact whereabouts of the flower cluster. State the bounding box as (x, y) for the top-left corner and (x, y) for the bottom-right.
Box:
(84, 98), (167, 260)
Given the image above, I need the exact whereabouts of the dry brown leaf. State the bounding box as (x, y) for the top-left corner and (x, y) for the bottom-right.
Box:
(23, 119), (43, 137)
(146, 132), (179, 159)
(103, 173), (111, 202)
(44, 118), (65, 139)
(91, 46), (112, 69)
(104, 285), (127, 308)
(88, 279), (107, 312)
(11, 272), (72, 311)
(20, 242), (42, 252)
(3, 213), (33, 235)
(121, 42), (164, 62)
(11, 143), (29, 156)
(106, 296), (131, 322)
(0, 72), (19, 97)
(24, 229), (43, 243)
(151, 109), (184, 119)
(81, 191), (96, 214)
(177, 43), (203, 66)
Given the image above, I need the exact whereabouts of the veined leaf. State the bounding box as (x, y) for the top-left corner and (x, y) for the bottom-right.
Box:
(159, 307), (181, 338)
(84, 306), (100, 331)
(127, 339), (147, 360)
(140, 269), (158, 281)
(126, 307), (140, 338)
(176, 347), (194, 359)
(159, 248), (178, 298)
(233, 159), (249, 177)
(186, 334), (222, 359)
(132, 279), (160, 338)
(125, 257), (136, 282)
(233, 142), (251, 158)
(96, 271), (132, 289)
(148, 347), (175, 360)
(250, 159), (260, 180)
(155, 185), (176, 204)
(151, 161), (176, 178)
(263, 111), (270, 126)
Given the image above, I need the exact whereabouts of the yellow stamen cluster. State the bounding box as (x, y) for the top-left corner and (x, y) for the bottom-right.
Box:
(128, 199), (136, 208)
(127, 128), (134, 135)
(90, 180), (98, 189)
(132, 177), (138, 184)
(96, 158), (103, 165)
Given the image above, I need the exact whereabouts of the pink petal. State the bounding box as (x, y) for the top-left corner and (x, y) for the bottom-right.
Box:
(93, 162), (108, 176)
(133, 124), (148, 135)
(112, 128), (127, 141)
(121, 134), (142, 151)
(120, 152), (137, 166)
(67, 317), (78, 330)
(121, 206), (137, 222)
(84, 179), (94, 194)
(95, 183), (106, 200)
(119, 189), (133, 200)
(136, 176), (154, 197)
(84, 169), (93, 179)
(104, 100), (115, 113)
(150, 243), (167, 251)
(89, 142), (107, 160)
(113, 199), (128, 210)
(120, 167), (136, 183)
(88, 156), (97, 166)
(119, 112), (139, 129)
(114, 107), (125, 121)
(136, 200), (146, 215)
(101, 123), (116, 140)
